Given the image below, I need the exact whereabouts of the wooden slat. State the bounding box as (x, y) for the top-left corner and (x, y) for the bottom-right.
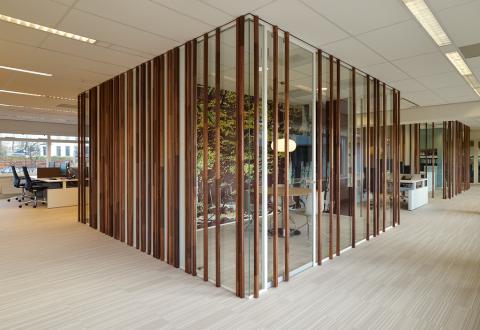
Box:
(317, 51), (323, 263)
(335, 58), (340, 256)
(382, 83), (386, 232)
(328, 55), (334, 257)
(366, 76), (370, 240)
(126, 70), (134, 246)
(215, 27), (221, 287)
(235, 16), (245, 298)
(202, 33), (209, 281)
(253, 15), (260, 297)
(119, 74), (126, 242)
(284, 31), (290, 280)
(184, 44), (192, 273)
(191, 43), (197, 275)
(89, 87), (98, 229)
(146, 61), (152, 254)
(351, 68), (356, 247)
(272, 25), (279, 285)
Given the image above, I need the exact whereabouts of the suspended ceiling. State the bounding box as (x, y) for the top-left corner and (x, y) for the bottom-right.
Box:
(0, 0), (479, 125)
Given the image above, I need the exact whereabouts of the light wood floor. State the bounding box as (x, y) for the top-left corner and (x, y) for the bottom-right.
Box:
(1, 187), (480, 329)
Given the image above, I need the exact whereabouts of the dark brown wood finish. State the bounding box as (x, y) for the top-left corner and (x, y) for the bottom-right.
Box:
(317, 51), (323, 263)
(272, 25), (279, 286)
(235, 16), (245, 298)
(89, 87), (98, 229)
(335, 58), (340, 257)
(202, 33), (209, 281)
(351, 68), (356, 247)
(215, 27), (221, 287)
(126, 70), (134, 246)
(366, 76), (370, 240)
(284, 31), (290, 280)
(328, 55), (334, 257)
(382, 83), (386, 232)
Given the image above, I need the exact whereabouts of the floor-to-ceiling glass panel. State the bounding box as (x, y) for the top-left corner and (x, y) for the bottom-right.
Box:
(385, 88), (393, 228)
(287, 40), (314, 272)
(321, 55), (330, 259)
(218, 26), (236, 291)
(355, 72), (367, 243)
(368, 78), (374, 237)
(195, 38), (205, 276)
(339, 64), (352, 250)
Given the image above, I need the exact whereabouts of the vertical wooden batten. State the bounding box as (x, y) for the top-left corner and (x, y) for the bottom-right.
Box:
(235, 16), (245, 298)
(214, 28), (221, 287)
(284, 31), (290, 280)
(317, 51), (323, 262)
(272, 25), (279, 286)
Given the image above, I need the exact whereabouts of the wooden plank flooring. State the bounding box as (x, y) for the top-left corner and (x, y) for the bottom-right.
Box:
(1, 187), (480, 329)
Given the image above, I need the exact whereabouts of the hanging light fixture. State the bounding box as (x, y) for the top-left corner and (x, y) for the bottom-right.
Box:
(271, 138), (297, 153)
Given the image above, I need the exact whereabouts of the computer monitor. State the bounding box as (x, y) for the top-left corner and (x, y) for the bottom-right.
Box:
(60, 162), (69, 176)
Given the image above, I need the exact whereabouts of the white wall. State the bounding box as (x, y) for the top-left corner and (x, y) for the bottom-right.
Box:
(401, 101), (480, 126)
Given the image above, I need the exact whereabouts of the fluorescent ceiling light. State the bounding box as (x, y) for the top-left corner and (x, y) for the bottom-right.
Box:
(402, 0), (451, 46)
(0, 89), (75, 101)
(0, 65), (52, 76)
(0, 103), (76, 114)
(445, 52), (480, 98)
(445, 52), (472, 76)
(0, 13), (96, 44)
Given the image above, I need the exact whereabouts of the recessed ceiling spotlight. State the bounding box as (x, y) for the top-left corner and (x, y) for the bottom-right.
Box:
(0, 13), (96, 44)
(0, 65), (52, 76)
(0, 89), (76, 101)
(402, 0), (451, 46)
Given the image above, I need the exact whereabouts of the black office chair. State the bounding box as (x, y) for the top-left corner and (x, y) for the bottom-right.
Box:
(7, 166), (27, 205)
(22, 166), (48, 208)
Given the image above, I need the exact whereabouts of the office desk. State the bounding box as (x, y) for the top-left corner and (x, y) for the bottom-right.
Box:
(36, 177), (78, 208)
(400, 178), (428, 211)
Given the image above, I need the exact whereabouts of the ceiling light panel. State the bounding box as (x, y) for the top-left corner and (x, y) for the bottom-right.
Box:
(0, 65), (52, 76)
(0, 89), (75, 101)
(402, 0), (451, 46)
(0, 13), (96, 44)
(446, 52), (472, 76)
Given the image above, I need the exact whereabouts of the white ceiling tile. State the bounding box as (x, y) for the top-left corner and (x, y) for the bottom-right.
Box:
(152, 0), (233, 26)
(302, 0), (411, 35)
(0, 0), (69, 26)
(41, 34), (147, 69)
(201, 0), (276, 16)
(433, 85), (477, 98)
(437, 1), (480, 47)
(392, 52), (454, 78)
(416, 71), (467, 89)
(59, 9), (178, 57)
(0, 21), (48, 47)
(357, 20), (438, 61)
(321, 37), (384, 68)
(363, 62), (409, 83)
(75, 0), (212, 42)
(402, 90), (446, 106)
(390, 79), (427, 93)
(442, 94), (479, 104)
(254, 0), (348, 46)
(426, 0), (477, 12)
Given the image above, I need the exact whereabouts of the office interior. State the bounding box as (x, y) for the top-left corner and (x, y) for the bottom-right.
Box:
(1, 0), (480, 328)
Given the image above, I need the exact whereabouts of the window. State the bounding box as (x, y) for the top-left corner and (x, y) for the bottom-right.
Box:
(42, 146), (47, 156)
(74, 146), (78, 158)
(65, 146), (70, 157)
(56, 146), (61, 156)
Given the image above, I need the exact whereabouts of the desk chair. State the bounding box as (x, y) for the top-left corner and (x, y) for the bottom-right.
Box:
(22, 167), (48, 208)
(7, 166), (28, 206)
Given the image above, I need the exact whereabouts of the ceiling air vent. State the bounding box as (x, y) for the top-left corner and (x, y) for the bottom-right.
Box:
(459, 43), (480, 59)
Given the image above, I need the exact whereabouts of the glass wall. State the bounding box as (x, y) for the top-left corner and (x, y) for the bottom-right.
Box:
(0, 133), (78, 175)
(192, 15), (400, 297)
